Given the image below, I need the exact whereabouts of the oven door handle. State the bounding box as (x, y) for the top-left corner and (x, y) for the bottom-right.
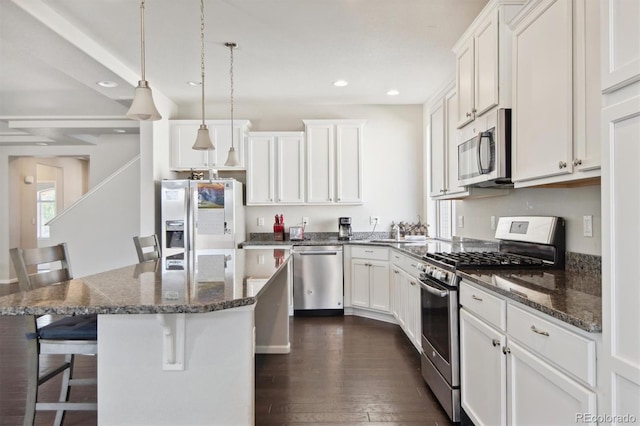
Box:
(419, 280), (448, 298)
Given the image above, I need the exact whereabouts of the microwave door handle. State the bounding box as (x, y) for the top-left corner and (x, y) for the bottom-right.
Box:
(478, 132), (491, 174)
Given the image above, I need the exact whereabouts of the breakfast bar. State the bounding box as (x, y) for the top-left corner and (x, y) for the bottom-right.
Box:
(0, 248), (290, 426)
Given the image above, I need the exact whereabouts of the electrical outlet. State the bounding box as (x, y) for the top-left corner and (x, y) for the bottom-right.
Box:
(457, 215), (464, 228)
(302, 217), (309, 227)
(370, 216), (380, 226)
(257, 217), (264, 226)
(490, 216), (497, 230)
(583, 215), (593, 237)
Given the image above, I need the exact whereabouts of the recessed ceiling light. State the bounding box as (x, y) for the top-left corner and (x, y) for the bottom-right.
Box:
(333, 80), (349, 87)
(113, 129), (126, 133)
(387, 89), (400, 96)
(36, 142), (48, 146)
(187, 81), (202, 86)
(97, 81), (119, 88)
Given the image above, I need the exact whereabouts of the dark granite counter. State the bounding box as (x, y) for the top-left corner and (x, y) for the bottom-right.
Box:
(457, 268), (601, 333)
(0, 248), (290, 316)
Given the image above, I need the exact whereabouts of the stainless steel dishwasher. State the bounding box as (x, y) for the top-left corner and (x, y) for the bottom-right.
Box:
(293, 245), (344, 315)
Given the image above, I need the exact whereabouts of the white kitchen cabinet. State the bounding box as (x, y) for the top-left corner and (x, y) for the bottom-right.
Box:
(169, 120), (251, 171)
(246, 132), (305, 205)
(304, 119), (365, 204)
(390, 265), (402, 325)
(453, 0), (524, 129)
(600, 0), (640, 92)
(601, 52), (640, 420)
(460, 308), (507, 426)
(430, 87), (469, 199)
(460, 280), (598, 426)
(511, 0), (601, 187)
(350, 247), (390, 314)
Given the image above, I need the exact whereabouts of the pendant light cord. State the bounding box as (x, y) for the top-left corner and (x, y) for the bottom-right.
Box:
(200, 0), (206, 126)
(139, 0), (146, 80)
(227, 43), (236, 149)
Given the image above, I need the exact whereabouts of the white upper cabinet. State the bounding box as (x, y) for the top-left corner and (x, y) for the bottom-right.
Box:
(454, 0), (525, 129)
(511, 0), (601, 187)
(304, 119), (365, 204)
(430, 86), (468, 199)
(246, 132), (305, 205)
(169, 120), (251, 171)
(600, 0), (640, 92)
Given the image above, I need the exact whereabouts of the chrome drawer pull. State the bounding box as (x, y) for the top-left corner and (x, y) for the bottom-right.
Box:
(471, 295), (483, 302)
(502, 346), (511, 355)
(530, 325), (550, 336)
(492, 339), (500, 347)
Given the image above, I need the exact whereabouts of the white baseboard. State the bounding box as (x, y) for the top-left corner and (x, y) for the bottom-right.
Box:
(0, 278), (17, 285)
(255, 343), (291, 354)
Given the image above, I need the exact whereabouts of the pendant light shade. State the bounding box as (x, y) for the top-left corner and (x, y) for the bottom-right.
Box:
(127, 0), (162, 121)
(192, 0), (214, 151)
(224, 42), (240, 166)
(127, 81), (162, 121)
(193, 124), (214, 150)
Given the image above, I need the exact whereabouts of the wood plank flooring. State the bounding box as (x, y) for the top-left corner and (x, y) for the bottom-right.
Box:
(1, 283), (452, 425)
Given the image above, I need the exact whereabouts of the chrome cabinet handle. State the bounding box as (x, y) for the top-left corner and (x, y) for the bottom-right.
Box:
(466, 112), (472, 118)
(411, 281), (416, 286)
(492, 339), (500, 347)
(573, 159), (582, 166)
(502, 346), (511, 355)
(530, 325), (550, 336)
(472, 108), (477, 113)
(471, 295), (483, 302)
(558, 161), (567, 169)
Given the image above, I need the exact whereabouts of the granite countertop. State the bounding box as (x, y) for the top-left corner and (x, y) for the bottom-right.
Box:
(458, 268), (601, 333)
(0, 248), (290, 316)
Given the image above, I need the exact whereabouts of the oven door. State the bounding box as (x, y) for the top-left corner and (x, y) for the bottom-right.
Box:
(420, 276), (459, 387)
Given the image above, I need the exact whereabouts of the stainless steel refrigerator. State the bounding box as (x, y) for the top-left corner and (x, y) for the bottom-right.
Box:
(161, 179), (245, 256)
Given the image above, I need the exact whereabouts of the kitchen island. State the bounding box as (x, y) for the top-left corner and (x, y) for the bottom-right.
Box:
(0, 248), (290, 426)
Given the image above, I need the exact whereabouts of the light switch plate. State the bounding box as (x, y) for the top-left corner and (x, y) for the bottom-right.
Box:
(583, 215), (593, 237)
(457, 215), (464, 228)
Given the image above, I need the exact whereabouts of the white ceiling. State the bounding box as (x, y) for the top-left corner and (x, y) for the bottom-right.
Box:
(0, 0), (488, 146)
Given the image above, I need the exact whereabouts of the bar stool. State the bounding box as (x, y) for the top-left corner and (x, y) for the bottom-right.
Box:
(9, 243), (97, 426)
(132, 234), (161, 262)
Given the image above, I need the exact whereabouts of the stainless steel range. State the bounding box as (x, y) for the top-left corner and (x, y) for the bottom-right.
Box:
(418, 216), (565, 422)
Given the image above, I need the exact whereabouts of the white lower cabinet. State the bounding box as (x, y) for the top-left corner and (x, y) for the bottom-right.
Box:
(389, 253), (421, 352)
(350, 247), (389, 313)
(460, 280), (597, 426)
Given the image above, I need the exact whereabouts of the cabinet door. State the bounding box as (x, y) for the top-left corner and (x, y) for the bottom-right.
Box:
(601, 0), (640, 92)
(335, 123), (363, 203)
(507, 341), (597, 425)
(209, 123), (246, 169)
(246, 136), (275, 205)
(369, 262), (390, 312)
(170, 122), (209, 170)
(351, 260), (370, 308)
(460, 309), (507, 426)
(474, 11), (499, 117)
(306, 124), (334, 203)
(277, 135), (305, 204)
(429, 99), (446, 197)
(456, 38), (475, 128)
(602, 95), (640, 420)
(390, 267), (401, 320)
(407, 278), (421, 351)
(444, 89), (467, 196)
(512, 0), (573, 183)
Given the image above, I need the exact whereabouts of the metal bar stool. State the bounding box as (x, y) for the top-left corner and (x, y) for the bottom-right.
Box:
(10, 243), (97, 426)
(132, 234), (161, 262)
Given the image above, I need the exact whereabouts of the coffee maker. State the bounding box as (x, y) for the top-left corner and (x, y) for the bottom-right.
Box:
(338, 217), (353, 240)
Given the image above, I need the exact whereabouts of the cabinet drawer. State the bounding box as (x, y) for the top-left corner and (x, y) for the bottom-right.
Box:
(460, 282), (506, 331)
(352, 246), (388, 261)
(390, 251), (405, 267)
(507, 304), (596, 386)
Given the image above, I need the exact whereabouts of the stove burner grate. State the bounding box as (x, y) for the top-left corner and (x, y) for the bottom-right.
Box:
(424, 251), (547, 268)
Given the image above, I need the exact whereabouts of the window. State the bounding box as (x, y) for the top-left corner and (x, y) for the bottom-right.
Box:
(37, 183), (56, 239)
(436, 200), (454, 240)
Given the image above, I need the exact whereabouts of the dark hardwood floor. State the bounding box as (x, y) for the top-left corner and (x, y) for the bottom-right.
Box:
(1, 283), (451, 425)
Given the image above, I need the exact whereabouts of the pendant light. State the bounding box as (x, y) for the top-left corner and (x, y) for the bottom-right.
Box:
(224, 42), (240, 166)
(192, 0), (214, 150)
(127, 0), (162, 121)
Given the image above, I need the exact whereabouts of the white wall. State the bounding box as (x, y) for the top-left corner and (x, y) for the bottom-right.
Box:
(176, 102), (425, 234)
(89, 134), (139, 186)
(454, 185), (601, 255)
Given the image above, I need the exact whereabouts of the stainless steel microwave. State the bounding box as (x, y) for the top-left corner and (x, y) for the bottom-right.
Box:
(457, 108), (512, 187)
